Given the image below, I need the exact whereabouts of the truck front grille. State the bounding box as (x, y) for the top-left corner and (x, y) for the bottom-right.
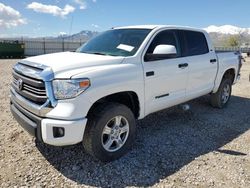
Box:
(12, 70), (47, 104)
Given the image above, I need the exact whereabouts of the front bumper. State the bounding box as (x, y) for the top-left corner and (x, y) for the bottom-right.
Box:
(10, 93), (87, 146)
(41, 118), (87, 146)
(10, 101), (43, 141)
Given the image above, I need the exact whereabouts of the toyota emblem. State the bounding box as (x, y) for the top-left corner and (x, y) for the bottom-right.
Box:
(16, 79), (23, 91)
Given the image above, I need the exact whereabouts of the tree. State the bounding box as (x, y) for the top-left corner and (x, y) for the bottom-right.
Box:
(225, 36), (240, 47)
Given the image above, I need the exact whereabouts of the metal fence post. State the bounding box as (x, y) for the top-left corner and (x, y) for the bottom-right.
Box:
(62, 38), (64, 52)
(43, 38), (46, 54)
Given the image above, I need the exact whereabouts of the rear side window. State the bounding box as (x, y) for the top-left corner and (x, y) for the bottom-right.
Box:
(183, 31), (209, 56)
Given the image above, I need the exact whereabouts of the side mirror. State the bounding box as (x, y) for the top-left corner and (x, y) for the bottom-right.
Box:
(153, 45), (177, 55)
(145, 45), (177, 62)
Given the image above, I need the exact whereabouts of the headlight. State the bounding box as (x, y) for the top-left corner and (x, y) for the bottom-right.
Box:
(52, 79), (90, 100)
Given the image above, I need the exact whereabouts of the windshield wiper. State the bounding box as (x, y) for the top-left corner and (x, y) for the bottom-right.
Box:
(89, 52), (108, 56)
(80, 51), (119, 56)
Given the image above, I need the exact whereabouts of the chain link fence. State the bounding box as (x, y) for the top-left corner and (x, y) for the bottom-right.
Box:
(215, 46), (250, 53)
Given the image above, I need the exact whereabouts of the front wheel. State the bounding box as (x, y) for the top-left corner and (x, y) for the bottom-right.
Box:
(83, 103), (136, 162)
(210, 78), (232, 108)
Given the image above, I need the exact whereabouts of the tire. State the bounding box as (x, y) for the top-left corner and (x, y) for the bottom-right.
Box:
(210, 78), (232, 108)
(83, 103), (136, 162)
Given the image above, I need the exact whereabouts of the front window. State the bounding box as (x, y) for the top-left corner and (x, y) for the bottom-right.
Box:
(76, 29), (152, 57)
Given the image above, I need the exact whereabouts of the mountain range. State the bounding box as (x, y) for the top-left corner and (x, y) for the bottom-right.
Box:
(62, 25), (250, 47)
(58, 30), (99, 41)
(203, 25), (250, 47)
(204, 25), (250, 35)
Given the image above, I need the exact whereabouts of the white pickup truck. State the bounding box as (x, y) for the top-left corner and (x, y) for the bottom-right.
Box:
(10, 25), (241, 162)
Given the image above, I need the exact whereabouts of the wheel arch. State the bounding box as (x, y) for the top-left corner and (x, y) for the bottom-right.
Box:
(222, 68), (236, 83)
(87, 91), (141, 119)
(213, 67), (236, 93)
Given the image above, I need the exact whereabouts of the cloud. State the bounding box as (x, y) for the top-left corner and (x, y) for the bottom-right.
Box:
(59, 31), (67, 36)
(91, 24), (99, 28)
(0, 3), (26, 28)
(74, 0), (87, 10)
(27, 2), (75, 17)
(92, 0), (97, 2)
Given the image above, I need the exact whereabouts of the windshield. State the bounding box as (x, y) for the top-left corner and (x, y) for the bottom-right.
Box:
(76, 29), (152, 57)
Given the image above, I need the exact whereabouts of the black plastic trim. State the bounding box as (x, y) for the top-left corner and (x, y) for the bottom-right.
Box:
(155, 93), (169, 99)
(10, 101), (43, 141)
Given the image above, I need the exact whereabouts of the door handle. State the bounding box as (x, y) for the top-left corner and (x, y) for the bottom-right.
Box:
(178, 63), (188, 68)
(210, 59), (217, 63)
(146, 71), (154, 77)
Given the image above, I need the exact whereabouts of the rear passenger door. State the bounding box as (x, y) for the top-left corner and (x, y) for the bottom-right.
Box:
(181, 30), (218, 100)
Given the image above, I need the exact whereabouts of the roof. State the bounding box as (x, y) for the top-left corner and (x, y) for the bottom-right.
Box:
(114, 25), (206, 33)
(114, 25), (161, 29)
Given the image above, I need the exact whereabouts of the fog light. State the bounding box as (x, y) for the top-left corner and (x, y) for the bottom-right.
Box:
(53, 127), (65, 138)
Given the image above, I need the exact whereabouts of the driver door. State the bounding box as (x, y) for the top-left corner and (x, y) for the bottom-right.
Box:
(143, 30), (189, 115)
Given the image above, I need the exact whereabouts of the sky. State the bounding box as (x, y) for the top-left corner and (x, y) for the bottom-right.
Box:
(0, 0), (250, 37)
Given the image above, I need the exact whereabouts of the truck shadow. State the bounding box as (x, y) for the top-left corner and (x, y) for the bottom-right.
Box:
(36, 95), (250, 187)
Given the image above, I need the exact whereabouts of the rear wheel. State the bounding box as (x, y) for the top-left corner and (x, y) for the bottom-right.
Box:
(83, 103), (136, 162)
(210, 78), (232, 108)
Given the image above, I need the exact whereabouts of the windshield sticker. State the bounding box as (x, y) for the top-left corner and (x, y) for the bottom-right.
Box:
(117, 44), (135, 52)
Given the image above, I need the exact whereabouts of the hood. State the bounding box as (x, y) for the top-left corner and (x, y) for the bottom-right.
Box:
(22, 52), (125, 73)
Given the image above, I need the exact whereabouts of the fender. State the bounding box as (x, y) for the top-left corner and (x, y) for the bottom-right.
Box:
(212, 67), (237, 93)
(72, 63), (146, 119)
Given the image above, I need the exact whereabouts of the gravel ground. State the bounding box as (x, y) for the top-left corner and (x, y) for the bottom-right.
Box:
(0, 58), (250, 188)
